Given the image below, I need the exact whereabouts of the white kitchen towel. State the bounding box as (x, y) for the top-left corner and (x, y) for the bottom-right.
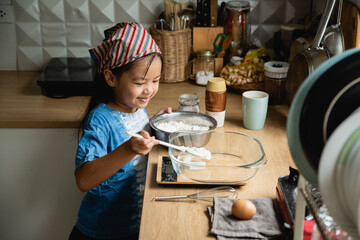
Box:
(208, 197), (284, 239)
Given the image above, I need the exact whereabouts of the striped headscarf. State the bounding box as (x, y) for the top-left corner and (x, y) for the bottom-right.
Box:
(89, 22), (161, 73)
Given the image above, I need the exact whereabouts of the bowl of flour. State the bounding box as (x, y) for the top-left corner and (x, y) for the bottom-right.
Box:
(150, 111), (217, 142)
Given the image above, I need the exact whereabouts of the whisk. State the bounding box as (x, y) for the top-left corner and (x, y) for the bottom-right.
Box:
(153, 186), (238, 202)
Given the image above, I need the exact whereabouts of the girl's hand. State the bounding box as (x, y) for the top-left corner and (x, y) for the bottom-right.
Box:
(154, 107), (172, 116)
(128, 130), (159, 155)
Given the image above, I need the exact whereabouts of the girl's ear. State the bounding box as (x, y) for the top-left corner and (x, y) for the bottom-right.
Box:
(104, 69), (116, 87)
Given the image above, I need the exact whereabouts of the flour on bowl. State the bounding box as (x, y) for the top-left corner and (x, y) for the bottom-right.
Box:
(156, 121), (210, 133)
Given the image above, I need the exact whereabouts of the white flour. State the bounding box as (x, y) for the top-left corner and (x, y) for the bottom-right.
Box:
(156, 121), (210, 132)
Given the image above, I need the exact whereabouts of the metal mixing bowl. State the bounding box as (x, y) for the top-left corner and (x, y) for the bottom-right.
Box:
(150, 111), (217, 142)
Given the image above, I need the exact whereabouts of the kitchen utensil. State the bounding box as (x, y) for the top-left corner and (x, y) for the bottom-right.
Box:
(214, 33), (226, 53)
(341, 0), (360, 49)
(289, 37), (312, 62)
(168, 131), (267, 185)
(126, 131), (212, 160)
(286, 0), (336, 106)
(153, 186), (238, 201)
(336, 127), (360, 223)
(203, 0), (211, 27)
(196, 0), (203, 26)
(216, 34), (232, 58)
(178, 8), (196, 29)
(287, 47), (360, 185)
(150, 111), (217, 142)
(319, 107), (360, 238)
(153, 19), (169, 30)
(322, 0), (345, 56)
(170, 13), (175, 31)
(164, 0), (187, 30)
(210, 0), (218, 27)
(217, 1), (227, 26)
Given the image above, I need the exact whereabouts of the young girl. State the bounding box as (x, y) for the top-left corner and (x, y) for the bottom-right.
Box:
(69, 22), (171, 240)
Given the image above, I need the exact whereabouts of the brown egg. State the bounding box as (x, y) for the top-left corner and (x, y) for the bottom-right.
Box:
(231, 199), (256, 220)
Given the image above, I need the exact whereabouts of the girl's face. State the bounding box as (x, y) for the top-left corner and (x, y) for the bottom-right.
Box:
(105, 55), (162, 113)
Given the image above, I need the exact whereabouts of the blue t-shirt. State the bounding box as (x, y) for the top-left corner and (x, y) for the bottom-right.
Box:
(75, 103), (150, 238)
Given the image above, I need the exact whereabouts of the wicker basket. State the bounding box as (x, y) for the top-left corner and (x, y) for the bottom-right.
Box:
(149, 26), (192, 83)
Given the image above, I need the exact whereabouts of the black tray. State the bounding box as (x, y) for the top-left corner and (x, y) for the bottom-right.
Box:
(37, 57), (95, 98)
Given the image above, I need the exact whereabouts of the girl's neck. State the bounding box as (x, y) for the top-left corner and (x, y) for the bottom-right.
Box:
(106, 102), (137, 113)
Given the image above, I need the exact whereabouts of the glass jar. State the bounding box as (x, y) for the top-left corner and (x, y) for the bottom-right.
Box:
(225, 1), (250, 56)
(178, 94), (200, 112)
(264, 61), (289, 105)
(195, 50), (215, 86)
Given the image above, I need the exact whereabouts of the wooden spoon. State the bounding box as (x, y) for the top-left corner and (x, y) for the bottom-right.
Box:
(217, 34), (232, 58)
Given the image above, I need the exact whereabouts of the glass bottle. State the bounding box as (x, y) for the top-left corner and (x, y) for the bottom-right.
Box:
(178, 94), (200, 112)
(225, 1), (250, 56)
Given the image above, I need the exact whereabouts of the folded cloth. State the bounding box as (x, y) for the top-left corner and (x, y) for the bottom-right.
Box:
(208, 197), (284, 239)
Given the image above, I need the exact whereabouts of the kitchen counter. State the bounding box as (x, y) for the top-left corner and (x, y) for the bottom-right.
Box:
(138, 81), (295, 239)
(0, 71), (90, 128)
(1, 71), (295, 239)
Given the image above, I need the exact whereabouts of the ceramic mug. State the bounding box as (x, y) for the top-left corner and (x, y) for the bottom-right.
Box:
(242, 90), (269, 130)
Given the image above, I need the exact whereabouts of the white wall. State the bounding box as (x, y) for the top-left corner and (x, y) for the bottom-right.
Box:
(0, 128), (84, 240)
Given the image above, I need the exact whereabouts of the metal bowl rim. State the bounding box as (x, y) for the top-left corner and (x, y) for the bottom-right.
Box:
(149, 111), (218, 134)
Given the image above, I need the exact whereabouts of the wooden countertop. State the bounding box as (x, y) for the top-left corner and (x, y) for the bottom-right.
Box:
(1, 71), (295, 239)
(0, 71), (89, 128)
(138, 82), (295, 239)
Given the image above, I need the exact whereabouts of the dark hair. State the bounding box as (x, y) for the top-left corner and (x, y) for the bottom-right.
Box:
(78, 52), (162, 140)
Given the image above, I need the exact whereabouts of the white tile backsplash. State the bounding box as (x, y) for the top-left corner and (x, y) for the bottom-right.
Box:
(42, 46), (67, 63)
(0, 0), (312, 70)
(16, 22), (42, 46)
(64, 0), (89, 23)
(90, 23), (115, 45)
(89, 0), (115, 23)
(66, 23), (91, 47)
(39, 0), (65, 22)
(17, 46), (43, 70)
(13, 0), (40, 22)
(41, 23), (66, 46)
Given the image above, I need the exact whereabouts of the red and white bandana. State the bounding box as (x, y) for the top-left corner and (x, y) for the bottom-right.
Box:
(89, 22), (161, 73)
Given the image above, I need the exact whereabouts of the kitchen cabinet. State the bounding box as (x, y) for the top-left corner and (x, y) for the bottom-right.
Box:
(0, 71), (86, 240)
(0, 128), (83, 240)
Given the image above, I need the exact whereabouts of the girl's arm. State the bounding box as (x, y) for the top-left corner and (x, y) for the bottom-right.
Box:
(75, 130), (158, 192)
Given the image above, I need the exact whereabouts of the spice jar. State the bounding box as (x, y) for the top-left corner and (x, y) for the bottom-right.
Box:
(206, 77), (227, 127)
(194, 50), (215, 86)
(178, 94), (200, 112)
(264, 61), (289, 105)
(225, 1), (250, 56)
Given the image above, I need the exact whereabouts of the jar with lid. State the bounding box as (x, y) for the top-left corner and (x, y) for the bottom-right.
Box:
(225, 1), (250, 56)
(264, 61), (289, 105)
(178, 94), (200, 112)
(205, 77), (227, 127)
(192, 50), (215, 86)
